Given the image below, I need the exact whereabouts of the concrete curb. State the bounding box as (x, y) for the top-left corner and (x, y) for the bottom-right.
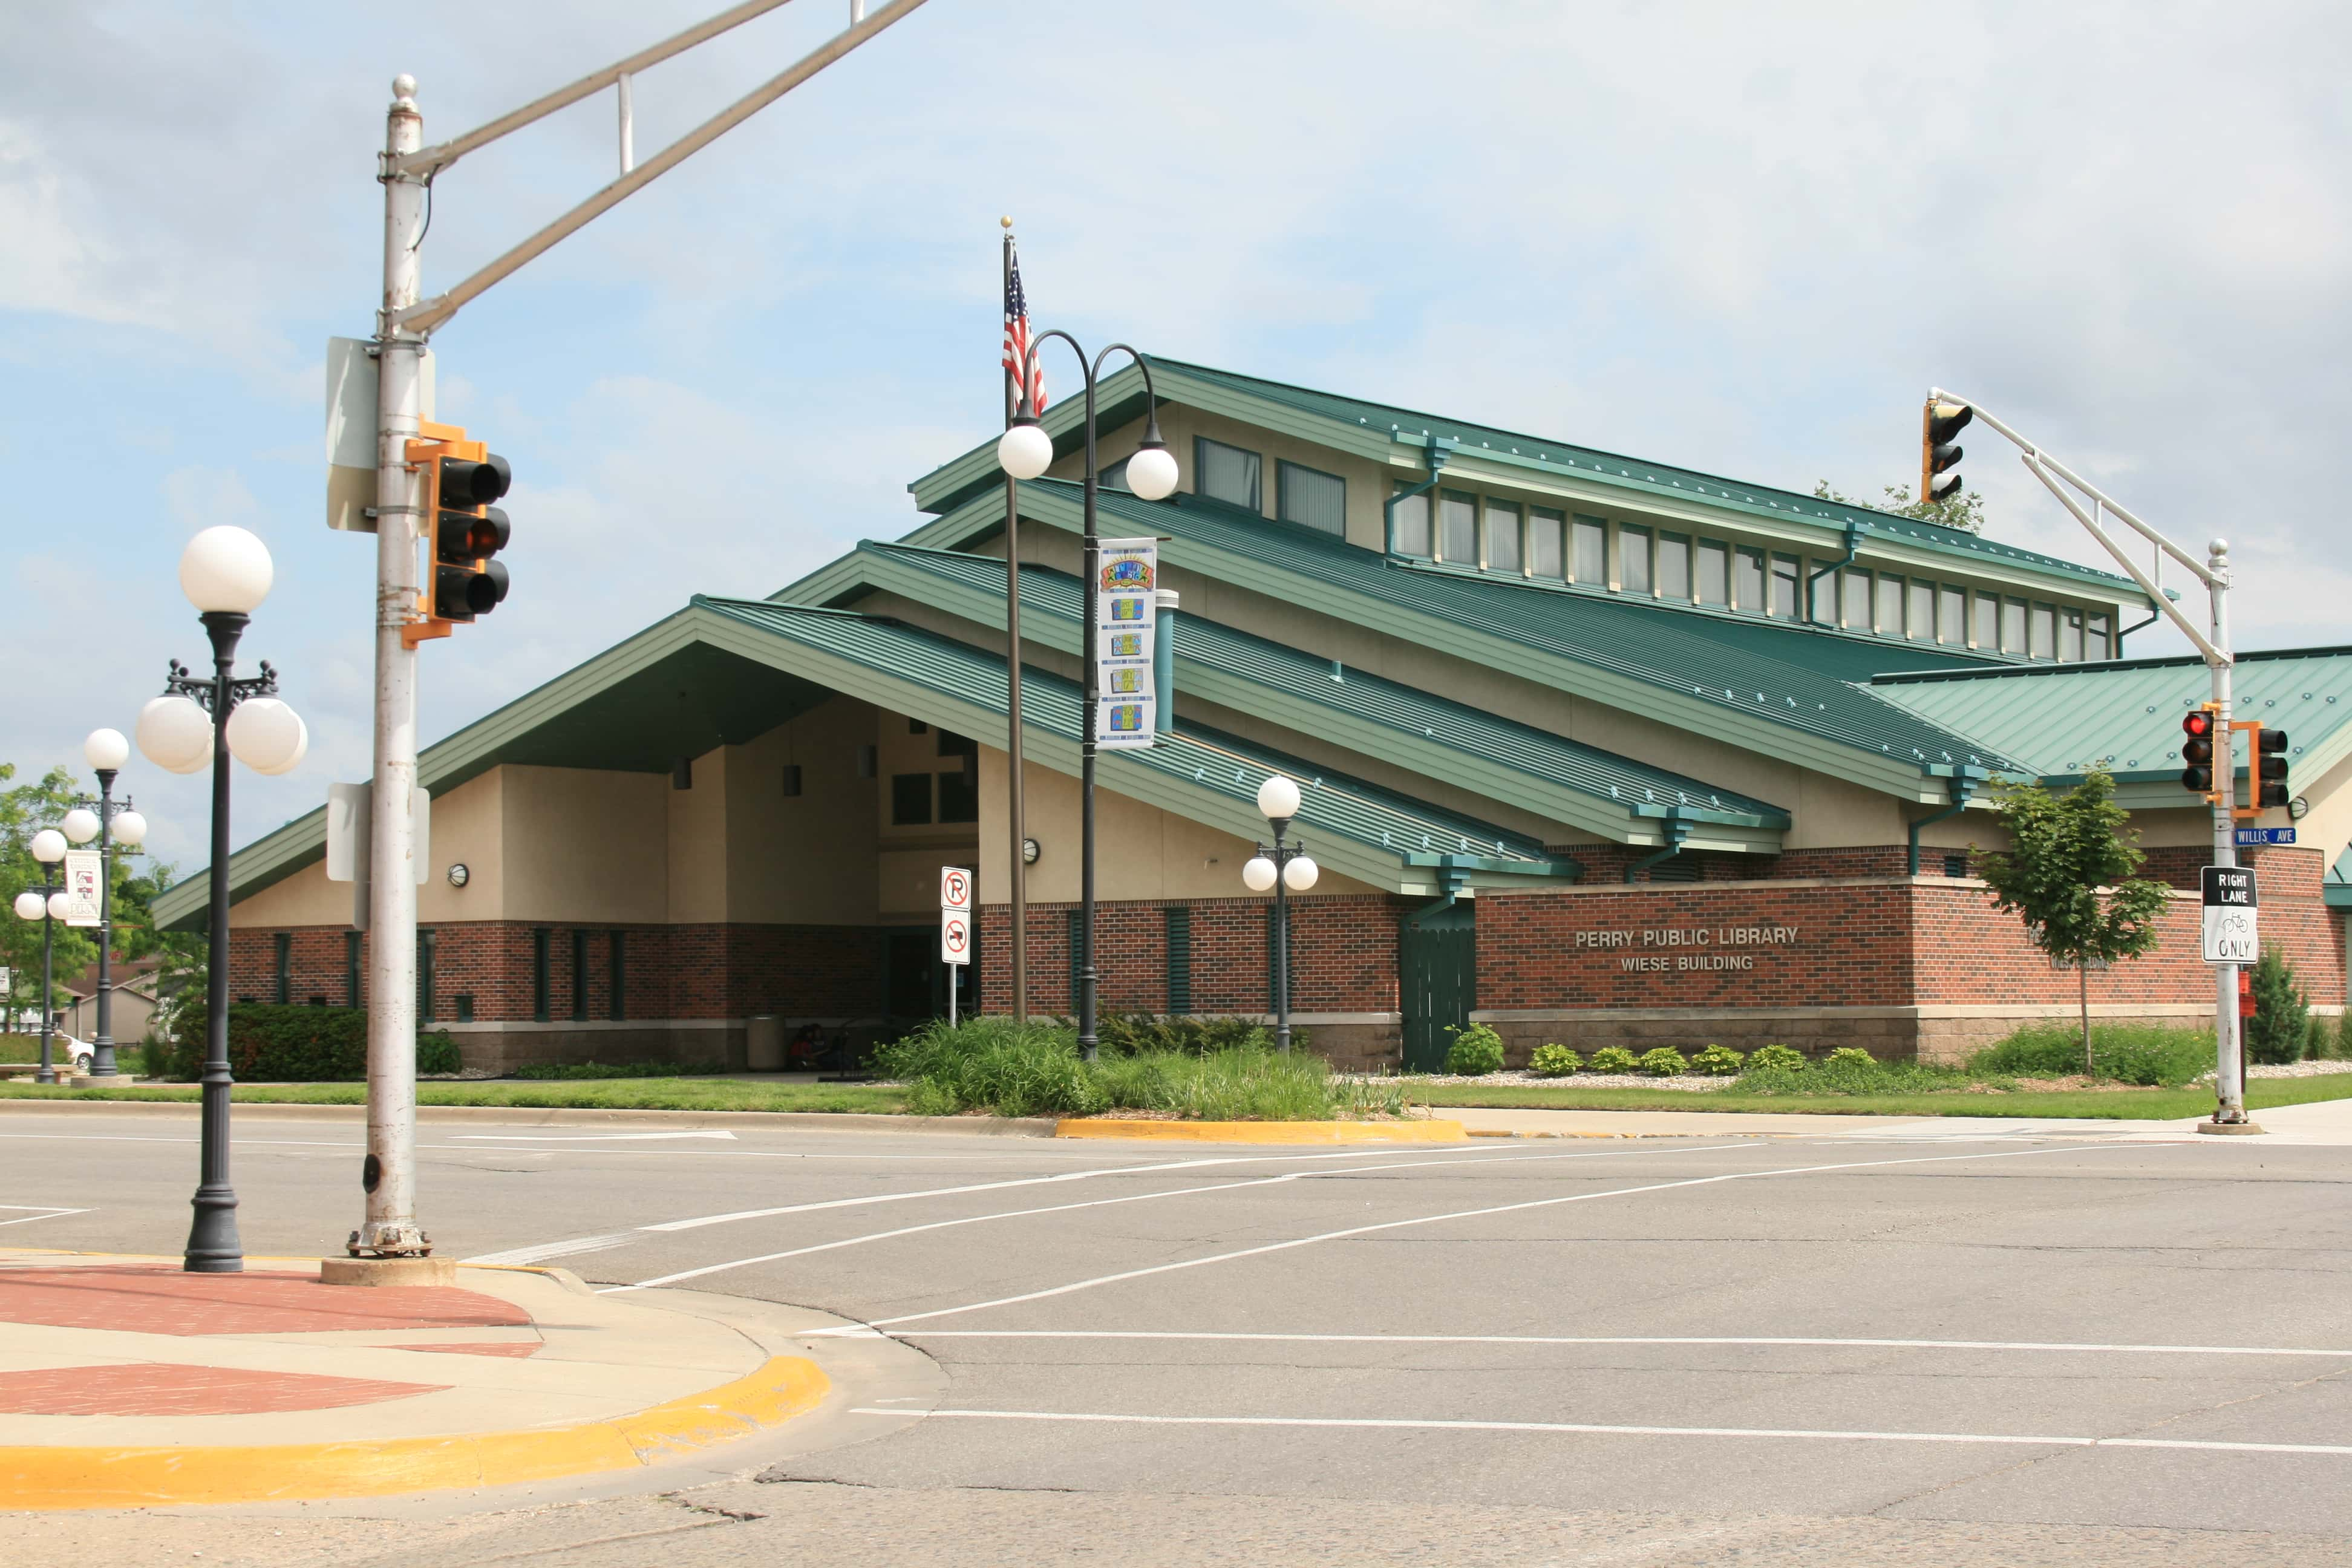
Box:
(0, 1353), (829, 1511)
(1054, 1117), (1468, 1143)
(0, 1099), (1057, 1135)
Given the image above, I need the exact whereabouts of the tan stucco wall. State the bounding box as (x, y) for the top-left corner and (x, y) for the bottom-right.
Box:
(232, 768), (518, 929)
(721, 696), (883, 925)
(499, 765), (668, 925)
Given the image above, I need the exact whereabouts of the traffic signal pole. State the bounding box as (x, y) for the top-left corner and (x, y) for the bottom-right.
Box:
(1929, 390), (2250, 1127)
(345, 2), (935, 1261)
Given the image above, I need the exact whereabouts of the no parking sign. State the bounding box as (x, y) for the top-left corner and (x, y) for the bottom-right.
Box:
(940, 866), (972, 967)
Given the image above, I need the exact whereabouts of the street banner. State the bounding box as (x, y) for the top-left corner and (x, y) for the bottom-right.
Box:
(2200, 866), (2258, 964)
(62, 850), (103, 927)
(1094, 537), (1157, 749)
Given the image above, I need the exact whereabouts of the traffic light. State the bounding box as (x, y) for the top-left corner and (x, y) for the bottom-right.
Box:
(2254, 727), (2290, 809)
(1921, 398), (1971, 505)
(402, 420), (512, 645)
(2180, 707), (2216, 795)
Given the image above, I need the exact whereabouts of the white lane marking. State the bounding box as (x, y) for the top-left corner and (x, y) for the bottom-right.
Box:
(851, 1406), (2352, 1457)
(600, 1144), (1760, 1293)
(0, 1131), (1174, 1161)
(450, 1130), (742, 1143)
(637, 1145), (1505, 1232)
(0, 1206), (86, 1229)
(829, 1144), (2126, 1334)
(462, 1233), (639, 1265)
(883, 1330), (2352, 1359)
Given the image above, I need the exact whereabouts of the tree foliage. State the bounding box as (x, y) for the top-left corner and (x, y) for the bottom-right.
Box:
(1813, 479), (1988, 535)
(2245, 946), (2312, 1065)
(1975, 769), (2172, 1071)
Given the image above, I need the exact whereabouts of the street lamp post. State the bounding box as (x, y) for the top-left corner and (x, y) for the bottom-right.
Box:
(13, 837), (69, 1085)
(1241, 775), (1318, 1053)
(136, 526), (309, 1273)
(996, 342), (1179, 1062)
(62, 729), (148, 1080)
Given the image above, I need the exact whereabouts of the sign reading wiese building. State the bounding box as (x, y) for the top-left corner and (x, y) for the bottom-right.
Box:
(1575, 924), (1802, 973)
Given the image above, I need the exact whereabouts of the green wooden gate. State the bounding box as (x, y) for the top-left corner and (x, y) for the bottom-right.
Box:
(1400, 900), (1475, 1073)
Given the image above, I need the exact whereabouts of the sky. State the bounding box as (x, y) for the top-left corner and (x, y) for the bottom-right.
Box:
(3, 0), (2347, 875)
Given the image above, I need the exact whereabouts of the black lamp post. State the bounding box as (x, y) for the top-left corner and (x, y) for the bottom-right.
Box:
(1241, 775), (1318, 1053)
(137, 525), (307, 1275)
(995, 343), (1179, 1062)
(13, 847), (67, 1084)
(64, 729), (148, 1080)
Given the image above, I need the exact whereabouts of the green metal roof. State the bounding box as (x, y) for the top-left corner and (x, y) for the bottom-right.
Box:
(827, 540), (1790, 850)
(1872, 647), (2352, 800)
(905, 356), (2143, 599)
(900, 479), (2032, 797)
(697, 596), (1575, 889)
(2329, 849), (2352, 909)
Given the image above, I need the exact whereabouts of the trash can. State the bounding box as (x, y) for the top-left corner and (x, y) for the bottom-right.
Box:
(746, 1014), (785, 1072)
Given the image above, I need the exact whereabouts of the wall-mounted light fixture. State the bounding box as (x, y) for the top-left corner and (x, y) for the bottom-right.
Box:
(671, 757), (693, 791)
(780, 764), (803, 798)
(446, 863), (470, 889)
(1022, 837), (1040, 866)
(856, 744), (878, 780)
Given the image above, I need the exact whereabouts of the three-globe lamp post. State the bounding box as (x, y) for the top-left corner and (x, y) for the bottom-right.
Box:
(1242, 774), (1318, 1053)
(60, 728), (148, 1080)
(13, 834), (70, 1084)
(136, 525), (309, 1274)
(996, 343), (1178, 1060)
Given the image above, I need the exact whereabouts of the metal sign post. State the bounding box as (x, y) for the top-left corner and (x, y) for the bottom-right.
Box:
(940, 865), (972, 1025)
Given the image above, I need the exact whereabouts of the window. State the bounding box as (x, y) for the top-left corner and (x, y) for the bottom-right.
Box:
(1943, 854), (1970, 878)
(1939, 585), (1965, 645)
(608, 931), (626, 1022)
(937, 728), (972, 759)
(2001, 597), (2027, 653)
(1438, 491), (1477, 564)
(1734, 547), (1765, 614)
(1771, 554), (1800, 619)
(572, 930), (591, 1022)
(1194, 437), (1261, 511)
(1484, 499), (1522, 572)
(1529, 508), (1564, 578)
(274, 932), (291, 1005)
(1875, 574), (1903, 636)
(909, 717), (927, 734)
(1657, 533), (1691, 599)
(1099, 456), (1129, 492)
(345, 929), (362, 1007)
(1164, 906), (1192, 1013)
(532, 928), (550, 1023)
(1908, 579), (1935, 640)
(938, 768), (979, 823)
(1391, 486), (1431, 556)
(2030, 603), (2056, 659)
(418, 928), (436, 1023)
(2086, 612), (2110, 660)
(452, 994), (476, 1024)
(1811, 566), (1838, 625)
(1276, 461), (1345, 536)
(2060, 609), (2085, 662)
(1696, 540), (1729, 607)
(891, 773), (933, 826)
(1572, 517), (1607, 585)
(1620, 526), (1652, 593)
(1972, 592), (1998, 648)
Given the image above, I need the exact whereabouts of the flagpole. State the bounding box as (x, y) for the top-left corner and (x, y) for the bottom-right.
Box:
(1001, 217), (1029, 1022)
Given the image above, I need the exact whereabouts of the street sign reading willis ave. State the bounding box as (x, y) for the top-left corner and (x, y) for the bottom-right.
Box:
(2200, 866), (2258, 965)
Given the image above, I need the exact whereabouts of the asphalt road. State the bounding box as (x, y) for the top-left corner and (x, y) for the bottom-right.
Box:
(6, 1106), (2352, 1567)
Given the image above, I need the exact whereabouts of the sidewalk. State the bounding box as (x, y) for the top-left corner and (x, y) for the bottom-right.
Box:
(0, 1250), (836, 1511)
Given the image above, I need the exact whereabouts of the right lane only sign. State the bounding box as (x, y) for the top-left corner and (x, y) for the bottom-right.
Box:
(2201, 866), (2258, 965)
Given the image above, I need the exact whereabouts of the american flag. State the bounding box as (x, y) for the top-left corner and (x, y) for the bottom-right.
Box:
(1002, 240), (1047, 413)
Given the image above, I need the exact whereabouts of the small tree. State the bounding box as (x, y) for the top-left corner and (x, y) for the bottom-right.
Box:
(2245, 946), (2311, 1065)
(1975, 769), (2171, 1073)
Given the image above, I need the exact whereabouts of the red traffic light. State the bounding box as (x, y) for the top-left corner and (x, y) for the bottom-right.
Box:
(2181, 710), (2213, 739)
(2180, 708), (2216, 794)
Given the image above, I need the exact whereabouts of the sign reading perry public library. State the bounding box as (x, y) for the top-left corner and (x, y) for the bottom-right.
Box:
(939, 865), (972, 967)
(2200, 866), (2258, 965)
(1575, 924), (1801, 973)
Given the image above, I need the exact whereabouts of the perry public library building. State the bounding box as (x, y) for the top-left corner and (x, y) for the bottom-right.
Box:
(162, 361), (2352, 1071)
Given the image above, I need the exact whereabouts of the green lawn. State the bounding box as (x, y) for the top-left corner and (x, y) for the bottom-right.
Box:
(0, 1076), (908, 1115)
(1406, 1073), (2352, 1120)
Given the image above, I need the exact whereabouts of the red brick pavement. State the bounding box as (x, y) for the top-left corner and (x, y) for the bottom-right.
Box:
(0, 1266), (531, 1335)
(0, 1364), (450, 1416)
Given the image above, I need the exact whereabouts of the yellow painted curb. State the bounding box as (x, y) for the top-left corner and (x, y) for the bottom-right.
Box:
(0, 1354), (828, 1511)
(1054, 1117), (1466, 1143)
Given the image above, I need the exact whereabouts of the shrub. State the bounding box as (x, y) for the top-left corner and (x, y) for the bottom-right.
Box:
(2308, 1016), (2332, 1062)
(1746, 1044), (1805, 1073)
(1730, 1055), (1973, 1097)
(1586, 1045), (1641, 1074)
(151, 1005), (458, 1082)
(875, 1016), (1103, 1117)
(1638, 1047), (1688, 1077)
(1528, 1044), (1581, 1078)
(509, 1059), (725, 1080)
(1970, 1022), (2212, 1088)
(1094, 1013), (1299, 1056)
(1692, 1044), (1745, 1077)
(1824, 1047), (1876, 1068)
(2246, 947), (2312, 1065)
(1443, 1023), (1507, 1076)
